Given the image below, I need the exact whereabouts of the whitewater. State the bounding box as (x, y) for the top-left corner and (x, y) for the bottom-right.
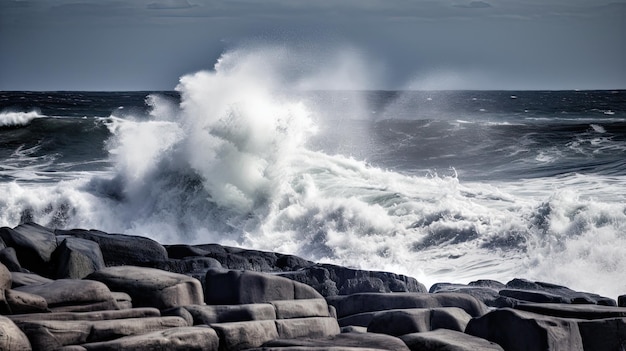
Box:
(1, 48), (625, 299)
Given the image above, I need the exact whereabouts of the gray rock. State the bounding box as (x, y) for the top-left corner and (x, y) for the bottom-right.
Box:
(55, 229), (167, 267)
(184, 303), (277, 324)
(161, 306), (194, 326)
(0, 223), (57, 275)
(515, 302), (626, 319)
(577, 317), (626, 351)
(112, 291), (132, 309)
(5, 289), (49, 314)
(366, 307), (471, 336)
(429, 282), (501, 307)
(499, 288), (569, 304)
(0, 262), (12, 290)
(400, 329), (504, 351)
(465, 308), (583, 351)
(275, 317), (340, 339)
(505, 278), (616, 306)
(326, 292), (488, 319)
(87, 316), (189, 343)
(618, 295), (625, 307)
(278, 264), (425, 297)
(204, 269), (322, 304)
(270, 299), (331, 319)
(210, 320), (279, 351)
(53, 237), (105, 279)
(79, 326), (219, 351)
(16, 316), (188, 351)
(8, 307), (161, 322)
(14, 279), (117, 312)
(87, 266), (204, 310)
(0, 315), (32, 351)
(0, 247), (25, 272)
(11, 272), (53, 288)
(262, 332), (410, 351)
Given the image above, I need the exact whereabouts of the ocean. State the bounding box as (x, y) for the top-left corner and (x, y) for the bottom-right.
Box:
(1, 61), (625, 299)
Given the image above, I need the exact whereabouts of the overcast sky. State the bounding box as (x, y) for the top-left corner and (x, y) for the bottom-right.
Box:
(1, 0), (624, 91)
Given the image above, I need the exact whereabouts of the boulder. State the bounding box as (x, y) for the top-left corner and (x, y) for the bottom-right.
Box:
(618, 295), (625, 307)
(14, 279), (118, 312)
(11, 272), (53, 288)
(499, 288), (569, 304)
(5, 289), (49, 314)
(0, 223), (57, 275)
(429, 282), (502, 307)
(183, 303), (277, 324)
(55, 229), (167, 267)
(78, 326), (219, 351)
(161, 306), (194, 326)
(0, 315), (32, 351)
(400, 329), (504, 351)
(8, 308), (161, 323)
(270, 299), (332, 319)
(210, 320), (279, 351)
(16, 316), (188, 351)
(148, 256), (222, 282)
(505, 278), (616, 306)
(112, 292), (132, 309)
(0, 247), (24, 272)
(262, 332), (410, 351)
(465, 308), (583, 351)
(274, 317), (340, 339)
(366, 307), (471, 336)
(53, 237), (105, 279)
(577, 317), (626, 351)
(204, 269), (322, 304)
(87, 266), (203, 310)
(278, 264), (425, 297)
(514, 302), (626, 319)
(326, 292), (487, 319)
(0, 262), (12, 290)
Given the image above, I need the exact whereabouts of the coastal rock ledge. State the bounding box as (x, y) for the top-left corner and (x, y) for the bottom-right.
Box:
(0, 222), (623, 350)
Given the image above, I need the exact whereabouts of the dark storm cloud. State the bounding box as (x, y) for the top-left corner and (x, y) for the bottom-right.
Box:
(0, 0), (624, 90)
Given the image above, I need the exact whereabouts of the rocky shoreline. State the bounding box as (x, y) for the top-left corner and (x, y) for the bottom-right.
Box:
(0, 222), (624, 350)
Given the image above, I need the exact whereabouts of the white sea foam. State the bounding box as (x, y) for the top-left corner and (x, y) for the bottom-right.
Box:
(0, 110), (42, 127)
(1, 48), (625, 299)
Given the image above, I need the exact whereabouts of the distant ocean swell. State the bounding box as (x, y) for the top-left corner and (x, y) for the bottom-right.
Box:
(0, 48), (625, 298)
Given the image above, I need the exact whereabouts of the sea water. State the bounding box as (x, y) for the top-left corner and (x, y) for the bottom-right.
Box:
(1, 48), (625, 298)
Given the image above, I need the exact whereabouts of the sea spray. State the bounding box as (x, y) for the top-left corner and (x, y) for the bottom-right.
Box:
(0, 50), (625, 299)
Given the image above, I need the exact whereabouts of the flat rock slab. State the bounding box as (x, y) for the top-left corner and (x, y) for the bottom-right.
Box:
(78, 326), (219, 351)
(211, 319), (279, 351)
(10, 272), (53, 288)
(205, 269), (323, 304)
(184, 303), (277, 324)
(274, 317), (340, 339)
(55, 229), (167, 266)
(326, 292), (487, 319)
(262, 332), (410, 351)
(16, 316), (189, 351)
(400, 329), (504, 351)
(4, 289), (49, 314)
(366, 307), (471, 336)
(87, 266), (203, 309)
(14, 279), (117, 311)
(270, 299), (331, 319)
(9, 307), (161, 323)
(514, 302), (626, 319)
(0, 315), (32, 351)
